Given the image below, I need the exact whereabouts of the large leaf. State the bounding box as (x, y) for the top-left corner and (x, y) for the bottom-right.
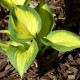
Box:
(0, 41), (19, 55)
(0, 0), (30, 10)
(35, 0), (54, 38)
(41, 30), (80, 51)
(9, 5), (41, 43)
(7, 40), (39, 78)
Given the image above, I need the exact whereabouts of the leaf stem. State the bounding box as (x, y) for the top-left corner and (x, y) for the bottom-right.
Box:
(40, 46), (48, 56)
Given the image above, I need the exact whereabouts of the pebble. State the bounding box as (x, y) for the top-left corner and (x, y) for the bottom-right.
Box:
(5, 64), (12, 70)
(29, 1), (38, 8)
(67, 70), (73, 74)
(68, 75), (76, 80)
(76, 58), (80, 65)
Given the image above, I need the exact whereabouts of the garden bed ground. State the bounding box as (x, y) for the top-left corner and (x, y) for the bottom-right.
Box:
(0, 0), (80, 80)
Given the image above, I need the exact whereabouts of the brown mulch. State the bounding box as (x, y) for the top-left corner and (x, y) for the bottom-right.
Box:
(0, 0), (80, 80)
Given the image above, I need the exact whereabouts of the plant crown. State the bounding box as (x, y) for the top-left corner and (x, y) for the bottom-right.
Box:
(0, 0), (80, 78)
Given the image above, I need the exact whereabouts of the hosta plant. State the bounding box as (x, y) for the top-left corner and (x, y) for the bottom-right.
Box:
(0, 0), (80, 78)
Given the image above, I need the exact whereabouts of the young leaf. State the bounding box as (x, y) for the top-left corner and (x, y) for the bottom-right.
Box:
(0, 30), (10, 35)
(41, 30), (80, 51)
(0, 0), (12, 10)
(9, 5), (41, 43)
(7, 40), (38, 78)
(35, 0), (54, 38)
(0, 41), (19, 55)
(0, 41), (9, 55)
(0, 0), (30, 10)
(0, 30), (16, 40)
(24, 0), (31, 6)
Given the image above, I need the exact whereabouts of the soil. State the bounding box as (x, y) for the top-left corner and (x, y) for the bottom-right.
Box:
(0, 0), (80, 80)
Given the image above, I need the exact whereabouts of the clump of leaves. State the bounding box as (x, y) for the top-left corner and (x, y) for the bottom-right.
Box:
(0, 0), (80, 78)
